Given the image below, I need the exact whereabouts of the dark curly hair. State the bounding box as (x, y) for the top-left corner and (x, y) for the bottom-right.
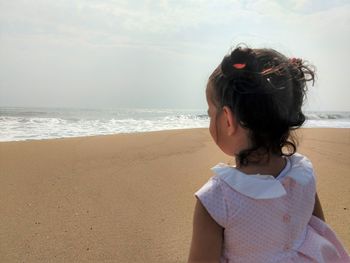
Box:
(208, 46), (315, 165)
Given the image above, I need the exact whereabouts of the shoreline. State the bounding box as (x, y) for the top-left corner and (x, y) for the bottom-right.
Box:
(1, 126), (349, 144)
(0, 128), (349, 262)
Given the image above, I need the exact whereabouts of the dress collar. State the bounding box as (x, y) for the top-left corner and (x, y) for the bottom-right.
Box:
(211, 158), (292, 200)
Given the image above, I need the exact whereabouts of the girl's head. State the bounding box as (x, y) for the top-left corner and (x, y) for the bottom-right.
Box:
(206, 46), (315, 166)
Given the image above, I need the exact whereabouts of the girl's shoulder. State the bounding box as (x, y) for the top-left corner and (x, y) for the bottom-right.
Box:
(288, 152), (314, 175)
(286, 152), (315, 184)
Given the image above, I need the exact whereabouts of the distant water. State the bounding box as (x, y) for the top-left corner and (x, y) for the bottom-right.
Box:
(0, 107), (349, 142)
(0, 107), (208, 142)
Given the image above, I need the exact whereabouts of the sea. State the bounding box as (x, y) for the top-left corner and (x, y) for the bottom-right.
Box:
(0, 107), (349, 142)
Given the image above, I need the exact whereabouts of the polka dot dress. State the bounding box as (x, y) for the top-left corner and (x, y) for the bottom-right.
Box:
(195, 153), (350, 263)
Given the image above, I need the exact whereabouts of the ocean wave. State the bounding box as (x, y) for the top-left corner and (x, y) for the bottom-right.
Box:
(0, 113), (209, 142)
(1, 108), (349, 142)
(306, 112), (350, 120)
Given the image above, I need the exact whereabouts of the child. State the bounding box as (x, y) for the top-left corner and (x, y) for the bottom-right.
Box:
(188, 46), (350, 263)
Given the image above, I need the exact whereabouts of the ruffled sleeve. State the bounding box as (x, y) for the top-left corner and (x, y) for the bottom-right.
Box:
(195, 177), (228, 228)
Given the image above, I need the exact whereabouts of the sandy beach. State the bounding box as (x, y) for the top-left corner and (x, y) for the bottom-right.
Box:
(0, 128), (349, 262)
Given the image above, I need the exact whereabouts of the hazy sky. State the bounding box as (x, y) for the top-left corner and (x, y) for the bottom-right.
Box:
(0, 0), (349, 111)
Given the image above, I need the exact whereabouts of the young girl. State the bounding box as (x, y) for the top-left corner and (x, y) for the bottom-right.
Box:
(188, 46), (350, 263)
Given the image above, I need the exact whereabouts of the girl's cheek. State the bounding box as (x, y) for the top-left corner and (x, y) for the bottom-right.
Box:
(209, 119), (217, 143)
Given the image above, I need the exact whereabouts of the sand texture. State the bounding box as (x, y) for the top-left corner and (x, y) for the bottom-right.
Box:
(0, 128), (349, 262)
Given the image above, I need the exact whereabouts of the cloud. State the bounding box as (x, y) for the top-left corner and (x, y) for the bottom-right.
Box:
(0, 0), (349, 110)
(1, 1), (246, 48)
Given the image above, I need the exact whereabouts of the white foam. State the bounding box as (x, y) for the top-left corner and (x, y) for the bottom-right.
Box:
(1, 108), (349, 142)
(0, 113), (209, 142)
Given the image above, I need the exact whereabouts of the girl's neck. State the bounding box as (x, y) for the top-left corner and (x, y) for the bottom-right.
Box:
(235, 154), (287, 178)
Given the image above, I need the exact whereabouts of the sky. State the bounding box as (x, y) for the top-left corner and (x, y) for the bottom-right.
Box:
(0, 0), (349, 111)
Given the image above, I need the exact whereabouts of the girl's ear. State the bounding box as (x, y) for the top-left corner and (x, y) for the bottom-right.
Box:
(222, 106), (238, 136)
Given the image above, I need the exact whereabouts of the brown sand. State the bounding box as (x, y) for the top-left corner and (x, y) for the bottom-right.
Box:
(0, 128), (349, 262)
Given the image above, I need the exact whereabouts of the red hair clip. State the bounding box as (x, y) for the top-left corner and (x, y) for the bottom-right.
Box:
(289, 57), (302, 65)
(233, 63), (246, 69)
